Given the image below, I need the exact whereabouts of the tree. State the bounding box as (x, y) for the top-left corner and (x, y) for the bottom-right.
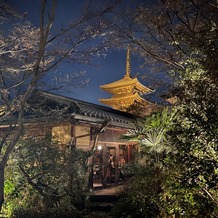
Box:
(109, 0), (217, 78)
(0, 1), (22, 22)
(165, 59), (218, 216)
(0, 0), (119, 210)
(110, 0), (218, 216)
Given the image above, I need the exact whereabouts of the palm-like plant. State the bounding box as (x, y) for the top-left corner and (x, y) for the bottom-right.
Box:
(123, 107), (174, 165)
(141, 128), (167, 164)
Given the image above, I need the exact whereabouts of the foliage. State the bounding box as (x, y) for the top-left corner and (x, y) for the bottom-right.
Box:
(112, 170), (164, 217)
(2, 135), (91, 216)
(112, 0), (218, 217)
(123, 108), (174, 164)
(113, 109), (173, 217)
(11, 208), (110, 218)
(163, 0), (218, 216)
(164, 63), (218, 217)
(1, 152), (36, 217)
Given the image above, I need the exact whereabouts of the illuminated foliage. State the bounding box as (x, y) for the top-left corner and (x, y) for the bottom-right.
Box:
(3, 135), (90, 216)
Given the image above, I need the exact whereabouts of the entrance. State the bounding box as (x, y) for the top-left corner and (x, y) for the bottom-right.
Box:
(92, 143), (137, 187)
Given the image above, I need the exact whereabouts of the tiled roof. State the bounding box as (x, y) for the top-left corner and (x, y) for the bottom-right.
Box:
(28, 91), (136, 128)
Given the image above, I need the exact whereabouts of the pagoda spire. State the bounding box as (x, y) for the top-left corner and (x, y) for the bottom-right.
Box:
(125, 46), (131, 77)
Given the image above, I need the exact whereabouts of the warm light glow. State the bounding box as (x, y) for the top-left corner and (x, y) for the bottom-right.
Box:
(97, 145), (102, 150)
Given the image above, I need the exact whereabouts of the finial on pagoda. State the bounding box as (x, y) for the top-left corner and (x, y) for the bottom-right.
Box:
(125, 45), (131, 77)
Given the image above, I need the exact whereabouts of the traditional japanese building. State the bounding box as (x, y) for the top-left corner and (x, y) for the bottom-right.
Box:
(99, 47), (155, 115)
(0, 90), (138, 188)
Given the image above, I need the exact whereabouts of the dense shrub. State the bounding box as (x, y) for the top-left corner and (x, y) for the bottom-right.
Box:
(11, 208), (110, 218)
(3, 135), (91, 216)
(112, 165), (165, 218)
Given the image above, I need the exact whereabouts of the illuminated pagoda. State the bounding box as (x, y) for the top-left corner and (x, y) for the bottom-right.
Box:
(99, 47), (155, 115)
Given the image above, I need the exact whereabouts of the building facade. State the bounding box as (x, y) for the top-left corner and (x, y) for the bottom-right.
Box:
(0, 91), (138, 188)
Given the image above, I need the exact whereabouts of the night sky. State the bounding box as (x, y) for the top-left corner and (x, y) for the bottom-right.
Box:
(5, 0), (172, 106)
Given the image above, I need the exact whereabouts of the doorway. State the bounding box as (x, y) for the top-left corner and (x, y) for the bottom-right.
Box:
(92, 143), (136, 187)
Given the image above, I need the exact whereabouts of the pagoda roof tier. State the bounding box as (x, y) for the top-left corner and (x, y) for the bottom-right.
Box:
(99, 92), (151, 110)
(100, 75), (154, 95)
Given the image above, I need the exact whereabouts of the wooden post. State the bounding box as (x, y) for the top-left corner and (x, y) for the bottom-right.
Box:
(128, 144), (131, 162)
(87, 155), (93, 189)
(115, 146), (119, 184)
(102, 145), (108, 187)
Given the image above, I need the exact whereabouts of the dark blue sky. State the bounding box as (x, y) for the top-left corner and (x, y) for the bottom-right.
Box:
(5, 0), (172, 106)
